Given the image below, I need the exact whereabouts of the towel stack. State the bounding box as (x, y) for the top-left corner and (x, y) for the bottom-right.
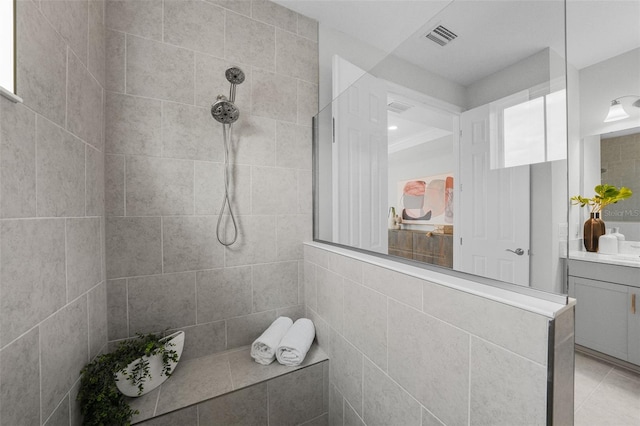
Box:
(250, 317), (316, 366)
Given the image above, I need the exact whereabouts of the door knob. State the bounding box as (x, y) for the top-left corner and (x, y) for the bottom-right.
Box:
(505, 248), (525, 256)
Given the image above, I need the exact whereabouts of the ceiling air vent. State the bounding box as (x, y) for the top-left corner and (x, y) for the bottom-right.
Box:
(387, 101), (413, 114)
(425, 25), (457, 47)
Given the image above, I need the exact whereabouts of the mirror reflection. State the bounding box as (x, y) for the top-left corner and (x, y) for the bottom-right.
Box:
(314, 0), (568, 293)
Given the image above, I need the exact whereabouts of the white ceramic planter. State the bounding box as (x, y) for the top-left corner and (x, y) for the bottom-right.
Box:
(115, 331), (185, 397)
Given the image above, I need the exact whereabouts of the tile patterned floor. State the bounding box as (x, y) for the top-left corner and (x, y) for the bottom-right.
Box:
(575, 352), (640, 425)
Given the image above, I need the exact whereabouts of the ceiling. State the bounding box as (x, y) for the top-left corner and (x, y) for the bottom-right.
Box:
(275, 0), (640, 86)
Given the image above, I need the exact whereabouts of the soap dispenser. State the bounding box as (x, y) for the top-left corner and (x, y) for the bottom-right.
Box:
(611, 227), (625, 241)
(598, 228), (618, 255)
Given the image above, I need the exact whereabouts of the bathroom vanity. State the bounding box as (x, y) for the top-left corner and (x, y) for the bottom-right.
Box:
(568, 252), (640, 366)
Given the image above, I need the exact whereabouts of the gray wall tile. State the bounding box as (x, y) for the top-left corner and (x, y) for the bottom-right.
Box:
(297, 14), (318, 42)
(0, 98), (36, 218)
(298, 169), (312, 213)
(226, 310), (277, 348)
(276, 29), (318, 83)
(128, 272), (196, 334)
(362, 263), (422, 309)
(106, 279), (128, 339)
(126, 35), (195, 104)
(252, 69), (297, 122)
(251, 0), (297, 32)
(195, 54), (251, 109)
(233, 114), (276, 166)
(194, 161), (251, 215)
(106, 217), (162, 278)
(329, 330), (363, 416)
(268, 363), (325, 426)
(41, 0), (89, 65)
(344, 402), (365, 426)
(329, 383), (344, 426)
(253, 261), (299, 312)
(207, 0), (251, 16)
(162, 102), (222, 161)
(277, 304), (305, 322)
(106, 0), (162, 40)
(306, 307), (329, 351)
(67, 49), (103, 150)
(36, 117), (86, 217)
(88, 282), (108, 359)
(198, 383), (268, 425)
(316, 267), (344, 333)
(69, 380), (82, 426)
(86, 146), (105, 217)
(276, 122), (311, 169)
(225, 11), (275, 71)
(0, 219), (66, 346)
(175, 321), (226, 361)
(252, 166), (297, 214)
(66, 218), (102, 300)
(40, 297), (89, 421)
(422, 280), (549, 365)
(363, 358), (421, 426)
(17, 0), (67, 126)
(387, 299), (470, 426)
(163, 216), (223, 273)
(224, 215), (277, 267)
(44, 394), (70, 426)
(469, 338), (547, 426)
(105, 29), (125, 92)
(0, 328), (40, 426)
(328, 253), (363, 284)
(304, 261), (317, 310)
(422, 408), (445, 426)
(105, 154), (125, 216)
(298, 80), (319, 126)
(126, 156), (194, 216)
(197, 267), (252, 323)
(139, 406), (198, 426)
(105, 92), (162, 156)
(164, 0), (225, 56)
(343, 280), (387, 371)
(88, 0), (106, 87)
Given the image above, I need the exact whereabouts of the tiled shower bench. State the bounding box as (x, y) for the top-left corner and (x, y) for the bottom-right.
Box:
(129, 344), (329, 425)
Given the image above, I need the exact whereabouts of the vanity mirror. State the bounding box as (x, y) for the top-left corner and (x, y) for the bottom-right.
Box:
(313, 0), (569, 294)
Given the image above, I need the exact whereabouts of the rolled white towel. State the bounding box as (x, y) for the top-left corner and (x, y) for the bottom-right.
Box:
(276, 318), (315, 366)
(251, 316), (293, 365)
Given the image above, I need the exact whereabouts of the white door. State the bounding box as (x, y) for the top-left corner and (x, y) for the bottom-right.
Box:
(459, 104), (530, 286)
(332, 56), (388, 254)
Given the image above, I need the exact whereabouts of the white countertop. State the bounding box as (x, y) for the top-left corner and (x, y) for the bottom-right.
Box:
(569, 250), (640, 268)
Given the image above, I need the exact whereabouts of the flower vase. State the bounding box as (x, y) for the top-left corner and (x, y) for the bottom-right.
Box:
(583, 212), (605, 252)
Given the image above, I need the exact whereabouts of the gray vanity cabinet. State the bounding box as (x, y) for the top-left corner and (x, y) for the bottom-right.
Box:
(568, 259), (640, 366)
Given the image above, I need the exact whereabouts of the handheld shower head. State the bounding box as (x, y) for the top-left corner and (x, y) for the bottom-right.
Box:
(225, 67), (245, 85)
(211, 95), (240, 124)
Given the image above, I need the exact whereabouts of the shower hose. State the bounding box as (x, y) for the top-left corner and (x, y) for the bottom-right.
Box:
(215, 123), (238, 246)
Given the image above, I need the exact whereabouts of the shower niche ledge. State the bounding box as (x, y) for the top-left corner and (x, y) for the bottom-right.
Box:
(129, 343), (328, 425)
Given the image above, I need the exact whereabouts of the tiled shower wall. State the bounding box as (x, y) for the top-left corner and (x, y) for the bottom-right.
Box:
(304, 244), (574, 426)
(0, 0), (107, 425)
(104, 0), (318, 359)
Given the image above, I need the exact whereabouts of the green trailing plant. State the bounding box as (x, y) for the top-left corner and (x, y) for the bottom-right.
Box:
(77, 332), (179, 426)
(571, 184), (633, 214)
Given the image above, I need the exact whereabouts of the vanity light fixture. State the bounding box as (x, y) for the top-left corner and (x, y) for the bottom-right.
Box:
(604, 95), (640, 122)
(388, 125), (398, 130)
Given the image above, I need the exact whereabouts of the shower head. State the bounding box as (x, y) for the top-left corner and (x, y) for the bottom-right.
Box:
(211, 95), (240, 124)
(225, 67), (245, 85)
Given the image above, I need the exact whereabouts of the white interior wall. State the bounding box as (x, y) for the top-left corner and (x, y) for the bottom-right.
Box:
(579, 48), (640, 138)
